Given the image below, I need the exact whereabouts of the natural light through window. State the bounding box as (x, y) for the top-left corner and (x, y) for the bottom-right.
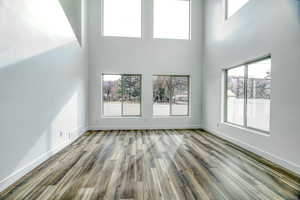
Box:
(154, 0), (190, 40)
(226, 0), (250, 19)
(153, 75), (190, 116)
(226, 66), (245, 126)
(247, 59), (271, 132)
(102, 0), (141, 37)
(225, 57), (271, 133)
(102, 74), (142, 117)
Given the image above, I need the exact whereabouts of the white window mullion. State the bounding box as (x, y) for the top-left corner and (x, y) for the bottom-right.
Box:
(244, 65), (248, 128)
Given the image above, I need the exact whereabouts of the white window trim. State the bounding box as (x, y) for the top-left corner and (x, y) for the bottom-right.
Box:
(101, 73), (143, 118)
(152, 75), (191, 117)
(222, 55), (272, 134)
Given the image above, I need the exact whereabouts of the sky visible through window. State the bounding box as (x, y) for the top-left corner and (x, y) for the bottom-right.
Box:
(229, 59), (271, 79)
(103, 75), (121, 81)
(103, 0), (141, 37)
(248, 59), (271, 79)
(154, 0), (190, 40)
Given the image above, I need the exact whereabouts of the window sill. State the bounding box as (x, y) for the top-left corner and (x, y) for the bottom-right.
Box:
(221, 122), (270, 137)
(101, 35), (142, 39)
(102, 116), (142, 119)
(152, 115), (191, 119)
(153, 37), (191, 41)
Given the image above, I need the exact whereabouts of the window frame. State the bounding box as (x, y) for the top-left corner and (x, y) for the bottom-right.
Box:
(152, 75), (190, 117)
(153, 0), (192, 40)
(102, 73), (142, 117)
(101, 0), (143, 38)
(223, 56), (271, 134)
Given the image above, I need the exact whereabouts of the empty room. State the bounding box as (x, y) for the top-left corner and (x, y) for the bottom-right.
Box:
(1, 0), (300, 199)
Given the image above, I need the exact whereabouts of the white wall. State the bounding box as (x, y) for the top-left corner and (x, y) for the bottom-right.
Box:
(88, 0), (204, 130)
(59, 0), (83, 45)
(0, 0), (75, 67)
(203, 0), (300, 174)
(0, 0), (88, 191)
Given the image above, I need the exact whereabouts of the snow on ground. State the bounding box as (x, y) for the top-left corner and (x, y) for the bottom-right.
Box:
(103, 102), (188, 116)
(103, 99), (270, 131)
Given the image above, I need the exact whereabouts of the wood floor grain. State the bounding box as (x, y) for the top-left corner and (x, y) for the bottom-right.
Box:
(1, 129), (299, 200)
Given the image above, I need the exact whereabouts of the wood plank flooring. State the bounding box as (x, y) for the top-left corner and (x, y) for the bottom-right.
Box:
(1, 129), (299, 200)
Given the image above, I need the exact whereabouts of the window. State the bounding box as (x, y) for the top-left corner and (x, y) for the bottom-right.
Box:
(154, 0), (190, 40)
(224, 57), (271, 132)
(226, 0), (249, 19)
(102, 0), (141, 37)
(226, 66), (245, 126)
(247, 59), (271, 131)
(153, 75), (189, 116)
(102, 74), (141, 117)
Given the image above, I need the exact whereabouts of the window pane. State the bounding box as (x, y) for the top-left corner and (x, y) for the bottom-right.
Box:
(226, 66), (245, 125)
(103, 75), (122, 116)
(123, 75), (142, 116)
(247, 59), (271, 132)
(227, 0), (249, 18)
(103, 0), (141, 37)
(153, 76), (171, 116)
(154, 0), (190, 40)
(171, 76), (189, 115)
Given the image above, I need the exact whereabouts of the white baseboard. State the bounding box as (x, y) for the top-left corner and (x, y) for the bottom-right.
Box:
(88, 124), (202, 130)
(0, 127), (88, 193)
(203, 126), (300, 176)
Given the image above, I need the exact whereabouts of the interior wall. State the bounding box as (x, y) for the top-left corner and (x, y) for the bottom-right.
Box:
(203, 0), (300, 174)
(59, 0), (83, 45)
(88, 0), (204, 129)
(0, 0), (88, 191)
(0, 0), (75, 67)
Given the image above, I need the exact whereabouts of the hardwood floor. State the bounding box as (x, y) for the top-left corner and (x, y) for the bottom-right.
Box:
(1, 129), (299, 200)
